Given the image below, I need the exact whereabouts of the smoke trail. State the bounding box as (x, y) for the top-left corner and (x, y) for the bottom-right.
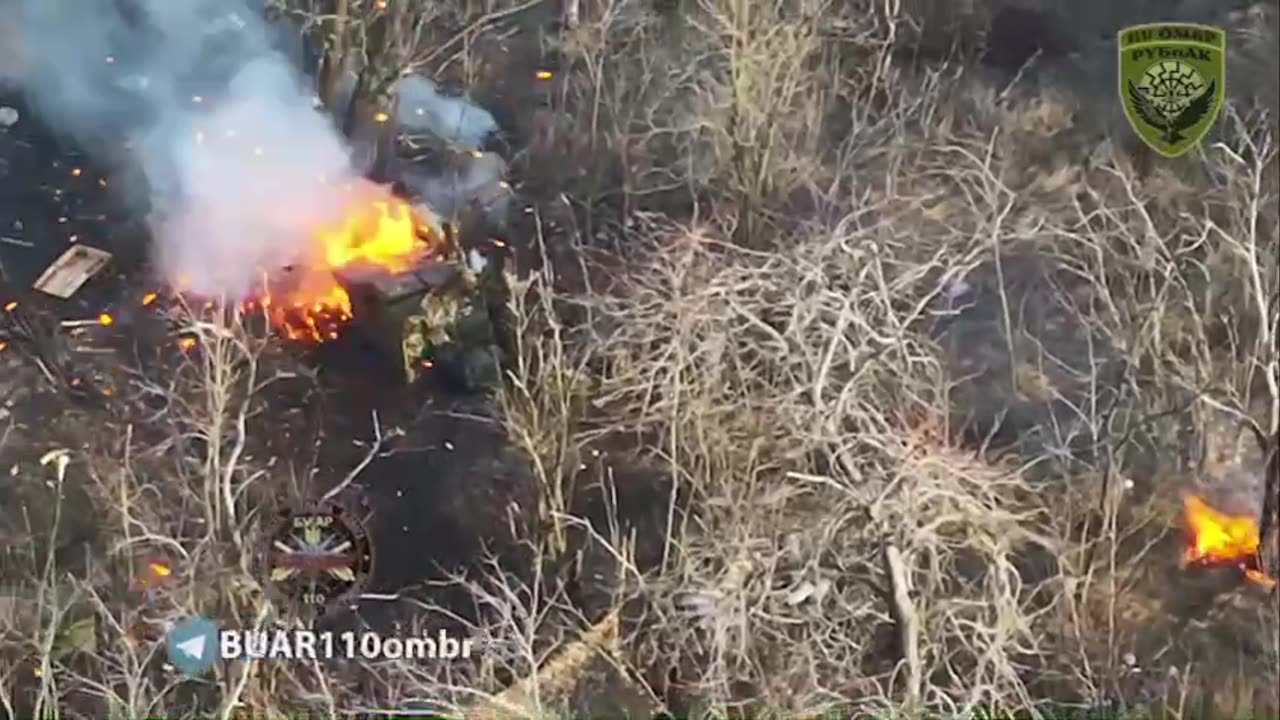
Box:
(11, 0), (367, 297)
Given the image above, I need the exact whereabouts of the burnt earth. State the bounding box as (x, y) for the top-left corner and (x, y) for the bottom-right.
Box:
(0, 83), (544, 629)
(306, 337), (537, 606)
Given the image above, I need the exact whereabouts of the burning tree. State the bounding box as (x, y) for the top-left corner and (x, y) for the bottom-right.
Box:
(1178, 409), (1280, 590)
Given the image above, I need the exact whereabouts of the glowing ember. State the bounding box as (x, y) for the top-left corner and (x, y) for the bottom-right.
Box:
(256, 196), (438, 342)
(1182, 493), (1276, 588)
(135, 557), (175, 598)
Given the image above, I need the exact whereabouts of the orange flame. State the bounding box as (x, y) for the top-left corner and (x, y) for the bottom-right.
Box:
(1182, 493), (1276, 588)
(255, 196), (437, 342)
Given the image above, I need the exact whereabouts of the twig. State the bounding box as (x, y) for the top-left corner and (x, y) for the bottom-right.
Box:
(884, 544), (921, 706)
(407, 0), (544, 72)
(320, 410), (403, 502)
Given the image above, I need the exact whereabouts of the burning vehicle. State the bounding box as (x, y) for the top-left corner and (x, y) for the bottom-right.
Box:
(4, 0), (514, 391)
(212, 75), (513, 389)
(244, 183), (508, 389)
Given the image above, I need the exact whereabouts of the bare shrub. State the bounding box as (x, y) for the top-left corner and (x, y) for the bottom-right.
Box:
(548, 0), (909, 230)
(0, 302), (302, 718)
(493, 83), (1279, 715)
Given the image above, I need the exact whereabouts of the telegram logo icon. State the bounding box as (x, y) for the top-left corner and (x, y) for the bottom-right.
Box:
(166, 616), (220, 676)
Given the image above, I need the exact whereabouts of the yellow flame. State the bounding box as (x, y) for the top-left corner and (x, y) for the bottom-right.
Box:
(261, 195), (435, 343)
(1182, 493), (1276, 587)
(1184, 494), (1261, 562)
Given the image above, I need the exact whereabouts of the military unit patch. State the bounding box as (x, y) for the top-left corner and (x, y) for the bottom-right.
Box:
(1118, 23), (1226, 158)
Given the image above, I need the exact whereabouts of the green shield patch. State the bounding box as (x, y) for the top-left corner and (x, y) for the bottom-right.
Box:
(1118, 23), (1226, 158)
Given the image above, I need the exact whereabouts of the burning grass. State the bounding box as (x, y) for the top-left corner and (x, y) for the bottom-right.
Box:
(1184, 494), (1277, 589)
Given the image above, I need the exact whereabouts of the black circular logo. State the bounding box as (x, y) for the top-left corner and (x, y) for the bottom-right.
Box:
(262, 502), (373, 617)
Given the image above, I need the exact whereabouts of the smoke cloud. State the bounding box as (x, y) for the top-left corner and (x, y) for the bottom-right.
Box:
(11, 0), (369, 298)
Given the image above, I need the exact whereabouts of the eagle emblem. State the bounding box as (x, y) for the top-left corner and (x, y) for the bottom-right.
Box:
(1118, 24), (1226, 158)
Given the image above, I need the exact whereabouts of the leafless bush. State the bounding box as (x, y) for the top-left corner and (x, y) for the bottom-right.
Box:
(497, 222), (596, 556)
(492, 77), (1279, 715)
(547, 0), (908, 227)
(546, 207), (1063, 715)
(0, 302), (303, 718)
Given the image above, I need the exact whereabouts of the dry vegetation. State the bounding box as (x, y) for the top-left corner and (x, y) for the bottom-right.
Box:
(2, 0), (1278, 718)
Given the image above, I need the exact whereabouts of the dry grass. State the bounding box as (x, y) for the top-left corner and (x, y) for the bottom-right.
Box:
(0, 299), (611, 719)
(2, 0), (1278, 718)
(1, 303), (289, 718)
(501, 142), (1277, 719)
(497, 0), (1279, 712)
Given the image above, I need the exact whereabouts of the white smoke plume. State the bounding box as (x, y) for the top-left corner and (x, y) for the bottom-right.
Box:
(10, 0), (371, 298)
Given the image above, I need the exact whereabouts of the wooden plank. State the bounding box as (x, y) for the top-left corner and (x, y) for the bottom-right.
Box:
(32, 245), (112, 298)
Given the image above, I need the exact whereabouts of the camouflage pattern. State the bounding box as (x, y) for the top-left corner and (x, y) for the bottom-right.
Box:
(399, 260), (503, 389)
